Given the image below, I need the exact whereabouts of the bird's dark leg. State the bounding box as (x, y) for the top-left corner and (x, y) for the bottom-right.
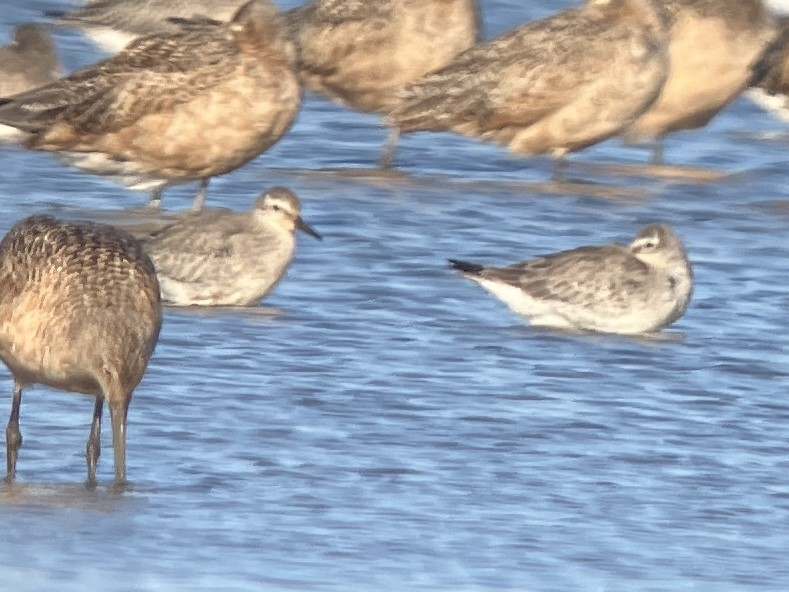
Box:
(650, 137), (665, 166)
(5, 382), (23, 483)
(109, 397), (130, 488)
(86, 396), (103, 488)
(191, 179), (210, 213)
(551, 154), (568, 182)
(148, 187), (163, 211)
(379, 127), (400, 169)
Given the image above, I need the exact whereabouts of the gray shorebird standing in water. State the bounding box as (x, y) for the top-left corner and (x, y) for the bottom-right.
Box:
(387, 0), (669, 173)
(0, 215), (162, 486)
(0, 24), (61, 143)
(622, 0), (776, 164)
(449, 224), (692, 335)
(141, 187), (322, 307)
(0, 0), (300, 211)
(48, 0), (248, 54)
(283, 0), (480, 166)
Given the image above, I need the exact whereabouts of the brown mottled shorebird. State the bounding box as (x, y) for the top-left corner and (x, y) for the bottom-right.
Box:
(142, 187), (321, 306)
(283, 0), (480, 165)
(449, 224), (693, 335)
(49, 0), (247, 54)
(0, 215), (162, 486)
(387, 0), (669, 172)
(623, 0), (776, 163)
(0, 0), (299, 211)
(0, 23), (61, 143)
(748, 16), (789, 121)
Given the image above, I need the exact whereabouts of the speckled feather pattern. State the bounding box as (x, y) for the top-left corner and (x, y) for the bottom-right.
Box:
(389, 0), (669, 156)
(284, 0), (480, 113)
(751, 16), (789, 95)
(142, 188), (316, 306)
(55, 0), (245, 36)
(623, 0), (776, 141)
(451, 224), (693, 334)
(0, 215), (161, 397)
(0, 24), (61, 98)
(0, 0), (300, 191)
(1, 6), (294, 136)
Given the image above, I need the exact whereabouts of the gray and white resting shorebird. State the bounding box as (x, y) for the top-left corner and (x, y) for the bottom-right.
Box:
(141, 186), (321, 307)
(622, 0), (776, 164)
(0, 215), (162, 487)
(449, 224), (693, 335)
(283, 0), (481, 165)
(0, 23), (61, 143)
(48, 0), (247, 54)
(387, 0), (669, 173)
(0, 0), (299, 211)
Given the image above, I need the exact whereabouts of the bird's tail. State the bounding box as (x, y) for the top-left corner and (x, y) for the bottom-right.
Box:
(448, 259), (484, 275)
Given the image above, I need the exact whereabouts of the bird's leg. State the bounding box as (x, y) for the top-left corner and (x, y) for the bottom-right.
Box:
(191, 179), (210, 213)
(109, 397), (130, 488)
(148, 187), (163, 211)
(5, 382), (23, 483)
(551, 154), (568, 182)
(85, 396), (103, 488)
(650, 137), (665, 166)
(379, 127), (400, 169)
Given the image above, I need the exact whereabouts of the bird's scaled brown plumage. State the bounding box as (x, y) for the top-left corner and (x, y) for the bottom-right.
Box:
(0, 215), (162, 487)
(283, 0), (481, 165)
(0, 0), (300, 211)
(747, 16), (789, 122)
(622, 0), (776, 163)
(449, 223), (693, 335)
(387, 0), (669, 171)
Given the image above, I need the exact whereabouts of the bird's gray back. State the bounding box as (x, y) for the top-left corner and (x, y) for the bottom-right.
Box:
(484, 244), (654, 310)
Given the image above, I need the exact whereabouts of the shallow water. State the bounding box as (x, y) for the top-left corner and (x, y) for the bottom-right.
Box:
(1, 1), (789, 591)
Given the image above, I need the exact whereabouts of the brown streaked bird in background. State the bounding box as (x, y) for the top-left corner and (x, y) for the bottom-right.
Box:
(449, 223), (693, 335)
(0, 0), (300, 211)
(747, 16), (789, 122)
(48, 0), (248, 54)
(622, 0), (776, 164)
(387, 0), (669, 174)
(0, 215), (162, 487)
(0, 23), (61, 143)
(283, 0), (481, 166)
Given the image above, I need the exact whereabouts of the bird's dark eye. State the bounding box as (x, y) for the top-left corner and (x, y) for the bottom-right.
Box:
(639, 239), (658, 249)
(272, 205), (281, 211)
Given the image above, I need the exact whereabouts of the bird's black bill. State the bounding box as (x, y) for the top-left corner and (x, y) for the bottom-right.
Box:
(297, 217), (322, 240)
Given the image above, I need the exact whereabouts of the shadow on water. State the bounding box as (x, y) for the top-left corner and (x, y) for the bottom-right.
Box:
(269, 161), (731, 201)
(0, 481), (148, 511)
(571, 161), (738, 182)
(163, 304), (284, 320)
(512, 322), (687, 346)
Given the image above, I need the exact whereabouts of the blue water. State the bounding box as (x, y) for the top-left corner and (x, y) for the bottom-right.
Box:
(1, 1), (789, 590)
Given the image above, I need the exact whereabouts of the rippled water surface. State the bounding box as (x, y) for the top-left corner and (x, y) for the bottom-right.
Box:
(1, 1), (789, 590)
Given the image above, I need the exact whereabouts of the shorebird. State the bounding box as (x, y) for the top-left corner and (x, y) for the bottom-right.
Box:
(0, 23), (61, 142)
(622, 0), (776, 164)
(141, 186), (321, 306)
(0, 215), (162, 486)
(283, 0), (480, 165)
(448, 224), (693, 335)
(48, 0), (247, 54)
(0, 0), (300, 211)
(387, 0), (669, 172)
(748, 16), (789, 121)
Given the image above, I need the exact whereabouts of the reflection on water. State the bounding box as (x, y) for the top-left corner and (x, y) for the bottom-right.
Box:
(0, 0), (788, 591)
(0, 482), (140, 512)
